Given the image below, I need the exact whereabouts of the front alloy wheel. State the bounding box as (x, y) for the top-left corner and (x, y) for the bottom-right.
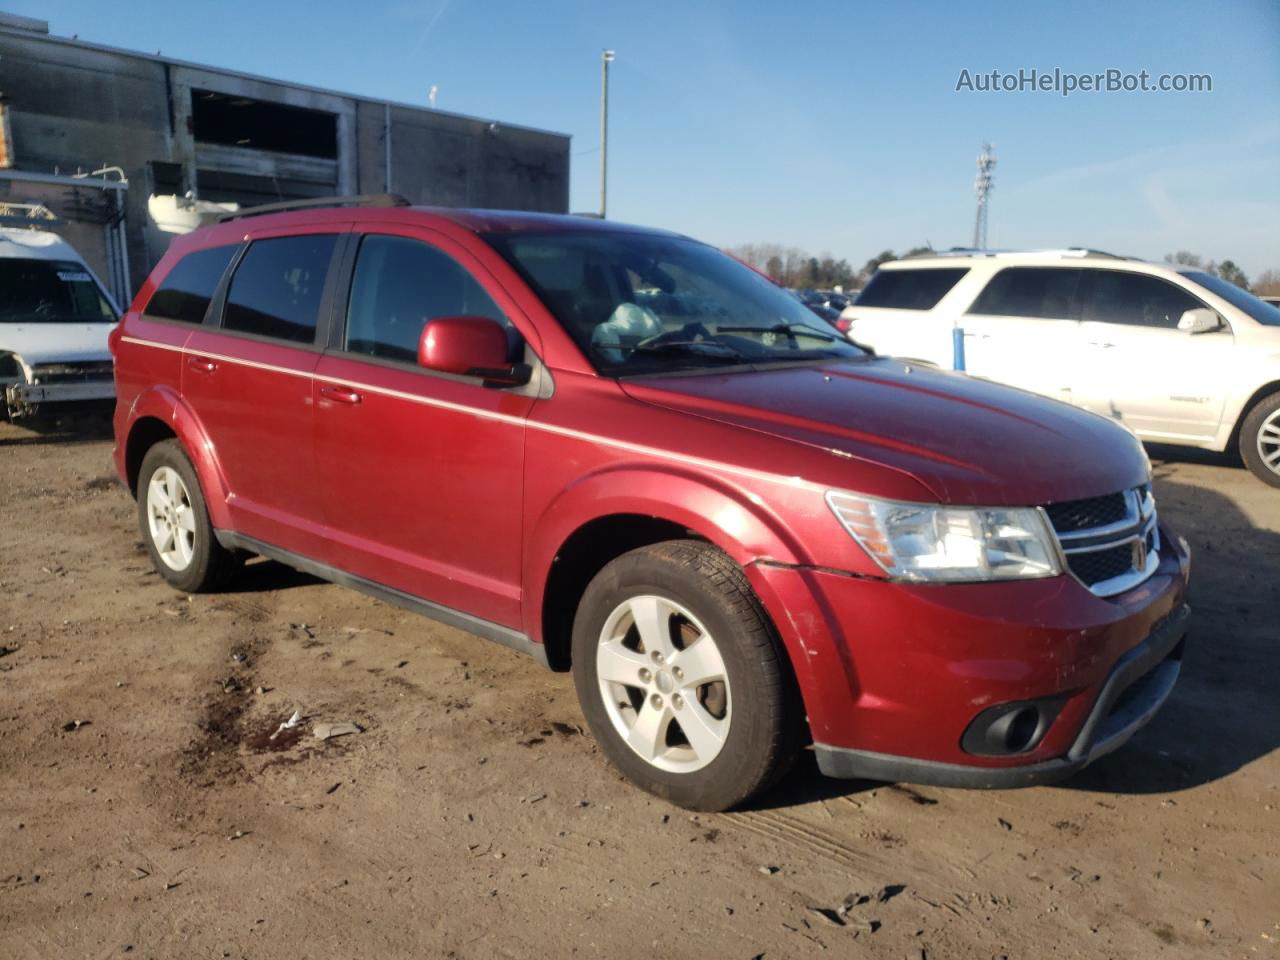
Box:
(1240, 394), (1280, 488)
(596, 594), (731, 773)
(572, 540), (803, 811)
(1255, 408), (1280, 478)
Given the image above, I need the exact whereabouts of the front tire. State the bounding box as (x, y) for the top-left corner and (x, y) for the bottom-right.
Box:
(1239, 394), (1280, 488)
(571, 541), (803, 811)
(137, 440), (242, 592)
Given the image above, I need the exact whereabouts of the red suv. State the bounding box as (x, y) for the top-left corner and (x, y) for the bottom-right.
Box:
(111, 197), (1191, 811)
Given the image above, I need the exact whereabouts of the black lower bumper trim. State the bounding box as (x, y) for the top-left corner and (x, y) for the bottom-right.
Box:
(814, 603), (1190, 789)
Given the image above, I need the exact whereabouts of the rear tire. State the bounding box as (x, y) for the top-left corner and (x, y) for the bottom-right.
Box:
(1239, 394), (1280, 488)
(137, 440), (242, 592)
(571, 540), (803, 811)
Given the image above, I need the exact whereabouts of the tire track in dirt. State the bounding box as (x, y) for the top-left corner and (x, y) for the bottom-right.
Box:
(724, 808), (893, 874)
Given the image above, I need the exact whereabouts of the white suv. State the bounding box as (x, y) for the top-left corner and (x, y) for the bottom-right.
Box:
(841, 250), (1280, 486)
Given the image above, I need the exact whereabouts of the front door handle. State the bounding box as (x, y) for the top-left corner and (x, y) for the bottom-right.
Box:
(187, 356), (218, 374)
(319, 385), (362, 405)
(1088, 341), (1116, 349)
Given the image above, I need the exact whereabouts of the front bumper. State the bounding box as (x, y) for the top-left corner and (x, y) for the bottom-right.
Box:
(813, 603), (1187, 787)
(6, 380), (116, 405)
(745, 522), (1191, 788)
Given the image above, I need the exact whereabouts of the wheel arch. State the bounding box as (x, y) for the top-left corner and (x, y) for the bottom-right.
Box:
(527, 465), (807, 671)
(1229, 379), (1280, 450)
(122, 386), (232, 528)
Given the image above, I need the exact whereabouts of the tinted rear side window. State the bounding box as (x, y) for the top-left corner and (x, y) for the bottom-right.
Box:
(223, 235), (337, 344)
(968, 267), (1083, 319)
(345, 235), (508, 364)
(855, 268), (968, 310)
(1086, 271), (1204, 328)
(145, 245), (238, 324)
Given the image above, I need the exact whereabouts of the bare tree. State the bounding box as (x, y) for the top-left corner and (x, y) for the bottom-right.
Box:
(1252, 269), (1280, 296)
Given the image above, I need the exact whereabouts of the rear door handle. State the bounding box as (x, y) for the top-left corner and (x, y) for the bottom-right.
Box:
(319, 385), (362, 405)
(1088, 341), (1116, 349)
(187, 356), (218, 374)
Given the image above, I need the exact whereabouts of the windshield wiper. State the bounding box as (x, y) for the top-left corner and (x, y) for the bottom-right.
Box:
(717, 322), (838, 342)
(595, 340), (749, 363)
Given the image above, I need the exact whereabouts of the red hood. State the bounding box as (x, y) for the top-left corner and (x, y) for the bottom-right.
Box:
(619, 358), (1150, 505)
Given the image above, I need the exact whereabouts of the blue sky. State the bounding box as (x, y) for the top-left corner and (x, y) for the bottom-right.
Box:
(18, 0), (1280, 277)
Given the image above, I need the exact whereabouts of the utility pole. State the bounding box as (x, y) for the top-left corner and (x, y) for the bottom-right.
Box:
(973, 142), (996, 249)
(600, 49), (615, 218)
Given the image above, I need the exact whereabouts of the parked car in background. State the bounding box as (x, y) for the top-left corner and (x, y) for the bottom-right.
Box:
(789, 289), (844, 329)
(841, 250), (1280, 486)
(112, 200), (1190, 810)
(0, 223), (119, 421)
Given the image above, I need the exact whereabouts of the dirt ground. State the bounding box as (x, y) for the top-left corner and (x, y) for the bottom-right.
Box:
(1, 418), (1276, 960)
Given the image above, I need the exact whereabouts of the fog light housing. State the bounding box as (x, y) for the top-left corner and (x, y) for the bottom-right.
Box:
(961, 696), (1066, 756)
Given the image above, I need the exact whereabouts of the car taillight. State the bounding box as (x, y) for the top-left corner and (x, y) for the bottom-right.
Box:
(835, 317), (852, 333)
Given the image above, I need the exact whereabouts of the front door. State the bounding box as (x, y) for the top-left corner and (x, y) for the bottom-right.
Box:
(1075, 270), (1233, 442)
(311, 226), (536, 628)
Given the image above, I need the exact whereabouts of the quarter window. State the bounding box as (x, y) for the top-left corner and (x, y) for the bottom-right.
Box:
(145, 245), (238, 324)
(967, 268), (1083, 319)
(1086, 271), (1204, 328)
(855, 268), (969, 310)
(223, 235), (337, 344)
(345, 235), (508, 364)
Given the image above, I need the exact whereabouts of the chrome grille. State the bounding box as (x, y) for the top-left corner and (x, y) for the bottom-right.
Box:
(1043, 493), (1128, 533)
(1043, 486), (1158, 597)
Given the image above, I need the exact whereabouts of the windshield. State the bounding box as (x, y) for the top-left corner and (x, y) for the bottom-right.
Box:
(0, 258), (117, 324)
(1184, 271), (1280, 327)
(484, 231), (866, 375)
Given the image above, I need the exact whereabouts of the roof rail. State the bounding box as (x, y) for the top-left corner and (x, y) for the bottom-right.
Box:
(1060, 247), (1129, 260)
(216, 193), (410, 223)
(908, 247), (1134, 261)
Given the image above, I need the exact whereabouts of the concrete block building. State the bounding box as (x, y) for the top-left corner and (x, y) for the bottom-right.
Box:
(0, 12), (571, 302)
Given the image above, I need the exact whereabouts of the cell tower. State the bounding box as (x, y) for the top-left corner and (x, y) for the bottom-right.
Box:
(972, 143), (996, 250)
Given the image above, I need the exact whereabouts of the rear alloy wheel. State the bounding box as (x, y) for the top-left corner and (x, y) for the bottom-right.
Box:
(146, 466), (197, 572)
(1240, 394), (1280, 488)
(137, 440), (242, 592)
(572, 541), (803, 811)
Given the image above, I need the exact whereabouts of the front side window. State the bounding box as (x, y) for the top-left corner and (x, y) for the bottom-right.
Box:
(967, 267), (1083, 319)
(855, 268), (969, 311)
(1086, 271), (1203, 328)
(0, 259), (117, 323)
(223, 234), (337, 344)
(1183, 271), (1280, 326)
(486, 231), (864, 375)
(345, 235), (508, 364)
(145, 245), (239, 324)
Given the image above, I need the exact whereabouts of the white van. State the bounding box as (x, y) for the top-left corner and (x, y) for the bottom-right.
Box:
(0, 225), (120, 421)
(841, 250), (1280, 486)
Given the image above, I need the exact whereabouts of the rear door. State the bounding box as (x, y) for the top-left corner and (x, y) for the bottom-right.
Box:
(1075, 269), (1233, 441)
(310, 224), (536, 628)
(843, 267), (969, 367)
(182, 227), (346, 556)
(960, 267), (1085, 403)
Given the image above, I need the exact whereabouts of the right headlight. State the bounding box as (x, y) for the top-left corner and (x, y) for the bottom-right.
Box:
(825, 491), (1061, 582)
